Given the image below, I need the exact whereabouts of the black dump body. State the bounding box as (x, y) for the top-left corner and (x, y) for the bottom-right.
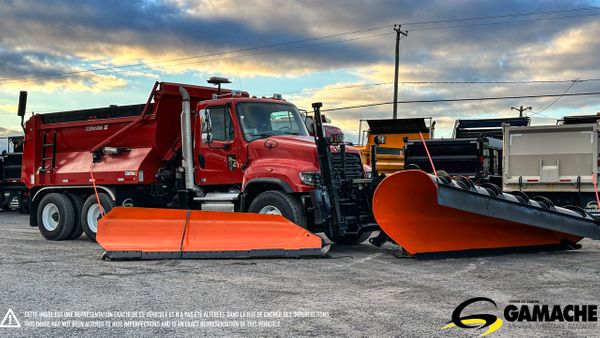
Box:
(453, 116), (529, 139)
(560, 114), (600, 125)
(366, 118), (429, 134)
(402, 116), (529, 183)
(404, 137), (503, 181)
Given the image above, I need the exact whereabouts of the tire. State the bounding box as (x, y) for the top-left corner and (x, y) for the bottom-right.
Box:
(327, 231), (372, 245)
(19, 193), (30, 214)
(37, 193), (75, 241)
(248, 190), (306, 228)
(81, 193), (115, 241)
(66, 193), (84, 240)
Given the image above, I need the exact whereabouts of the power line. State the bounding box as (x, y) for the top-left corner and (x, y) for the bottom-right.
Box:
(320, 91), (600, 112)
(263, 78), (600, 96)
(0, 31), (394, 85)
(401, 6), (599, 27)
(530, 79), (580, 116)
(0, 24), (394, 82)
(410, 11), (600, 32)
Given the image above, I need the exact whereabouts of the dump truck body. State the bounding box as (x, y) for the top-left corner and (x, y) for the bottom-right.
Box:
(404, 117), (529, 182)
(404, 137), (502, 181)
(452, 116), (529, 139)
(358, 118), (432, 174)
(503, 123), (600, 213)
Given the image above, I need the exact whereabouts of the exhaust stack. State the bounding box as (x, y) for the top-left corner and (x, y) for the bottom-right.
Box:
(17, 91), (27, 131)
(179, 87), (201, 194)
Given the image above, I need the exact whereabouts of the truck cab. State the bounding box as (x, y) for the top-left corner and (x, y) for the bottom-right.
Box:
(190, 93), (369, 241)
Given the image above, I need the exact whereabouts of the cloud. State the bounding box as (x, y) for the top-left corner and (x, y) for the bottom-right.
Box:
(0, 49), (127, 92)
(0, 126), (20, 137)
(0, 0), (599, 140)
(0, 0), (380, 80)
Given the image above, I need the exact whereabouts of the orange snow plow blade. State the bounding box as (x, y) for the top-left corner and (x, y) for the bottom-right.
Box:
(97, 207), (327, 260)
(373, 170), (600, 256)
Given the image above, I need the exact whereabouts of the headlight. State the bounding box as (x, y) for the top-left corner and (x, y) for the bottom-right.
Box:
(299, 172), (321, 186)
(365, 170), (373, 179)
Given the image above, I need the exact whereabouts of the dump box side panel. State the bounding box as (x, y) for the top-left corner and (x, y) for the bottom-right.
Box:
(503, 123), (599, 192)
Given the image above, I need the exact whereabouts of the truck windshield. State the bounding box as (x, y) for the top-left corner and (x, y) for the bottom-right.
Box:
(236, 102), (309, 141)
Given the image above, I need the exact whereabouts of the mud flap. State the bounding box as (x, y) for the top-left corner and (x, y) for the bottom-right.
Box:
(97, 207), (328, 260)
(372, 170), (600, 255)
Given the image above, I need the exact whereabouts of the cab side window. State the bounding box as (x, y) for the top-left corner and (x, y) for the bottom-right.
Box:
(207, 106), (234, 141)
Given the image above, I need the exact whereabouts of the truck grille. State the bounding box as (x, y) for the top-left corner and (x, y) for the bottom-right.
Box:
(331, 153), (363, 179)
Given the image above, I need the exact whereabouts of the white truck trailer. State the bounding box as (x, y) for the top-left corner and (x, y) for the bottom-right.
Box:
(503, 122), (600, 214)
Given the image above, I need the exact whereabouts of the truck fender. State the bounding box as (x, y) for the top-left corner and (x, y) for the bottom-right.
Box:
(243, 178), (293, 193)
(31, 185), (116, 203)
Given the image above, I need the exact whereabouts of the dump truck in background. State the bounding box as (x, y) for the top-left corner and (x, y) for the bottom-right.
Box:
(404, 117), (529, 184)
(0, 135), (27, 212)
(356, 118), (434, 174)
(503, 121), (600, 214)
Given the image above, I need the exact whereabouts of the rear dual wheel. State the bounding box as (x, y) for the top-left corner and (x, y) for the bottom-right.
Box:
(66, 193), (84, 240)
(81, 193), (115, 241)
(37, 193), (75, 241)
(37, 192), (88, 240)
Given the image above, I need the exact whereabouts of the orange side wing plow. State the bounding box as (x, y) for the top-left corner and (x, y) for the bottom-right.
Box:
(373, 170), (600, 256)
(97, 207), (328, 260)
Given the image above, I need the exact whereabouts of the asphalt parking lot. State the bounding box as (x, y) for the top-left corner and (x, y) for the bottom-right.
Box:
(1, 211), (599, 337)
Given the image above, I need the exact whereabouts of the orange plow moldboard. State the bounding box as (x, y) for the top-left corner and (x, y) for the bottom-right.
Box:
(372, 170), (583, 255)
(96, 207), (326, 260)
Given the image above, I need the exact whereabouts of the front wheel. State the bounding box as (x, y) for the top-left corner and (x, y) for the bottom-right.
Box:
(248, 190), (306, 228)
(327, 231), (372, 245)
(81, 193), (115, 241)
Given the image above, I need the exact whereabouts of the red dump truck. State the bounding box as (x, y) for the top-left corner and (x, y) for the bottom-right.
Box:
(19, 79), (377, 244)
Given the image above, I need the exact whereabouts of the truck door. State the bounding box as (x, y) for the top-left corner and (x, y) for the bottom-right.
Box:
(195, 105), (245, 186)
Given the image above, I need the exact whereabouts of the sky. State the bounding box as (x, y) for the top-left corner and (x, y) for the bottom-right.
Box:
(1, 0), (600, 143)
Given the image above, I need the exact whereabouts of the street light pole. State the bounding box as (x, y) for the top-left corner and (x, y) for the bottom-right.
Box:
(393, 25), (407, 119)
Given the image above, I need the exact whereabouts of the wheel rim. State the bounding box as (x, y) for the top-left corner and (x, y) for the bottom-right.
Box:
(42, 203), (60, 231)
(86, 204), (105, 233)
(258, 205), (282, 216)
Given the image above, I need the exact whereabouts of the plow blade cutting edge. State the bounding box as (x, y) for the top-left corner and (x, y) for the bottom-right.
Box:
(97, 207), (327, 260)
(373, 170), (600, 255)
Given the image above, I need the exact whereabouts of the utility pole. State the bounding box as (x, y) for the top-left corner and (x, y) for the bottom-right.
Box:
(511, 105), (532, 117)
(393, 24), (407, 119)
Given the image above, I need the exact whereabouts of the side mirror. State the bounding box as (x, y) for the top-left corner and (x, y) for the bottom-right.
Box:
(305, 116), (315, 135)
(200, 109), (213, 144)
